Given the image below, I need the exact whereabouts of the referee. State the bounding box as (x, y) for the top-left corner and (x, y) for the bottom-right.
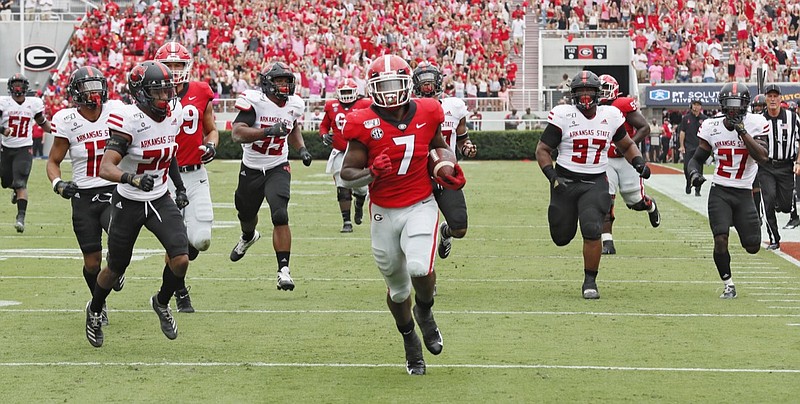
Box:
(759, 84), (799, 250)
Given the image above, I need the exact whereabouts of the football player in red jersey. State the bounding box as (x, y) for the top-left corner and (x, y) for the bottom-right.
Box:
(319, 78), (372, 233)
(536, 71), (650, 300)
(340, 55), (466, 376)
(597, 74), (660, 255)
(155, 41), (219, 313)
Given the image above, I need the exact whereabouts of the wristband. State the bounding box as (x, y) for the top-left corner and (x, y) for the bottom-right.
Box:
(541, 165), (558, 183)
(52, 177), (62, 190)
(120, 172), (132, 184)
(632, 155), (645, 167)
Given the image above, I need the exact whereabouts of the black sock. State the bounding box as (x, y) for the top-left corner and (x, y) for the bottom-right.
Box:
(17, 199), (27, 216)
(83, 267), (97, 293)
(584, 269), (598, 283)
(713, 251), (732, 281)
(397, 319), (415, 338)
(188, 244), (199, 261)
(415, 294), (434, 310)
(277, 251), (290, 270)
(440, 223), (451, 238)
(355, 195), (366, 209)
(341, 209), (351, 223)
(158, 264), (183, 305)
(242, 230), (255, 242)
(90, 285), (112, 313)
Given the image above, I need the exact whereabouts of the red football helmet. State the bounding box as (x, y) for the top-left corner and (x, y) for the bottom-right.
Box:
(155, 42), (193, 83)
(366, 55), (412, 108)
(336, 78), (359, 103)
(598, 74), (619, 103)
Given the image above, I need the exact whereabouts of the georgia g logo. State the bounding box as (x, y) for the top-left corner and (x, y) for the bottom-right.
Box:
(129, 65), (146, 87)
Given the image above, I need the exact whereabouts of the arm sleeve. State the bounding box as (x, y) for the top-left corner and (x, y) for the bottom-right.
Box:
(233, 108), (257, 126)
(168, 158), (186, 190)
(539, 124), (562, 149)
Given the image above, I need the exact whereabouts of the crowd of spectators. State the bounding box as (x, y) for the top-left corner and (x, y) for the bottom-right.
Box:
(42, 0), (529, 117)
(540, 0), (800, 87)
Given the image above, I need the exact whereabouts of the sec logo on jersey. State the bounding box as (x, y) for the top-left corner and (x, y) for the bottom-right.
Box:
(370, 128), (384, 140)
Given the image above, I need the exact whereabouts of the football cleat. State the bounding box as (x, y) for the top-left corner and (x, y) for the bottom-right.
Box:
(101, 303), (109, 327)
(694, 187), (701, 197)
(784, 217), (800, 229)
(413, 304), (443, 355)
(648, 198), (661, 228)
(277, 266), (295, 291)
(14, 214), (24, 233)
(685, 183), (692, 195)
(85, 301), (104, 348)
(601, 240), (616, 255)
(112, 273), (125, 292)
(403, 331), (426, 375)
(720, 284), (737, 299)
(174, 286), (194, 313)
(230, 230), (261, 262)
(767, 242), (780, 251)
(438, 222), (452, 259)
(354, 202), (364, 225)
(341, 222), (353, 233)
(150, 295), (178, 340)
(582, 281), (600, 299)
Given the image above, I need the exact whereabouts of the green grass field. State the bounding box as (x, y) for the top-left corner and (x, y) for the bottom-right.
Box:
(0, 159), (799, 403)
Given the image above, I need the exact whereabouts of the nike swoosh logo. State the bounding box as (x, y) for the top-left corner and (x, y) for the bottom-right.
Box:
(188, 96), (197, 100)
(200, 179), (207, 183)
(416, 123), (427, 129)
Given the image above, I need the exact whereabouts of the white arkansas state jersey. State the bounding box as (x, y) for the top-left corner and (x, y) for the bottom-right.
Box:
(440, 96), (468, 153)
(234, 90), (305, 170)
(698, 113), (770, 189)
(107, 102), (183, 201)
(51, 100), (126, 189)
(0, 95), (45, 148)
(547, 104), (625, 174)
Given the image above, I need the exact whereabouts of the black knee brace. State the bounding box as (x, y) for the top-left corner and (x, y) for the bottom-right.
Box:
(337, 187), (352, 202)
(272, 208), (289, 226)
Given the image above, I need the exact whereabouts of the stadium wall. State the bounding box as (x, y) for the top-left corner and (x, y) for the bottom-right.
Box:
(0, 21), (74, 88)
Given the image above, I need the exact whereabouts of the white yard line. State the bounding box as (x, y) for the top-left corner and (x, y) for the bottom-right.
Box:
(0, 361), (796, 373)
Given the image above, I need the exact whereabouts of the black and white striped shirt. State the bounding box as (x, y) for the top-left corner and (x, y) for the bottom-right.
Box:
(762, 108), (799, 161)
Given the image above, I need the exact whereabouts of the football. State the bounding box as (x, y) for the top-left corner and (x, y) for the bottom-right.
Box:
(428, 147), (457, 178)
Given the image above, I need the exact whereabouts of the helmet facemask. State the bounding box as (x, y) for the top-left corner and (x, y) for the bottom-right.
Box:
(336, 85), (358, 103)
(368, 75), (411, 108)
(720, 96), (748, 124)
(72, 79), (108, 109)
(412, 71), (442, 98)
(8, 80), (27, 97)
(572, 87), (598, 112)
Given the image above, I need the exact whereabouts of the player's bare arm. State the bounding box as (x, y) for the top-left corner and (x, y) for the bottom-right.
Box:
(286, 120), (305, 150)
(34, 112), (52, 133)
(202, 100), (219, 146)
(340, 140), (374, 188)
(727, 118), (768, 164)
(454, 117), (477, 157)
(430, 126), (449, 150)
(98, 130), (131, 183)
(230, 108), (273, 143)
(614, 126), (651, 178)
(686, 139), (712, 185)
(626, 109), (650, 144)
(46, 137), (70, 182)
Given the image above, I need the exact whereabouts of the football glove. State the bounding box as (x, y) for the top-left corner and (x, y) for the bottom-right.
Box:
(434, 164), (467, 190)
(54, 180), (78, 199)
(632, 156), (651, 179)
(199, 143), (216, 164)
(175, 188), (189, 209)
(264, 122), (287, 137)
(122, 173), (157, 192)
(321, 133), (334, 147)
(369, 151), (393, 178)
(689, 169), (706, 188)
(460, 140), (477, 158)
(299, 147), (313, 166)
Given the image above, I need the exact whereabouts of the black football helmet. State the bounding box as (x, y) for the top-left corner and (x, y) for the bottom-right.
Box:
(570, 71), (601, 112)
(128, 61), (176, 121)
(8, 73), (29, 97)
(260, 62), (295, 101)
(751, 93), (767, 113)
(412, 62), (443, 98)
(718, 82), (750, 122)
(68, 66), (108, 109)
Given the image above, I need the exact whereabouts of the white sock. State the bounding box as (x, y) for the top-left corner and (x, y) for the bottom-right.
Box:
(723, 278), (734, 286)
(601, 233), (613, 242)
